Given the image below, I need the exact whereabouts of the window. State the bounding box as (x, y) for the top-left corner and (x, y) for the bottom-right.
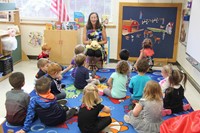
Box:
(15, 0), (56, 20)
(67, 0), (112, 22)
(15, 0), (112, 22)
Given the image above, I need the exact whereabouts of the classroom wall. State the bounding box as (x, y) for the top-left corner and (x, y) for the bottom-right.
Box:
(19, 0), (200, 88)
(176, 0), (200, 88)
(20, 0), (182, 58)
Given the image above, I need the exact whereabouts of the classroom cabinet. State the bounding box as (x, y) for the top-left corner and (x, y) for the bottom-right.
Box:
(44, 30), (79, 65)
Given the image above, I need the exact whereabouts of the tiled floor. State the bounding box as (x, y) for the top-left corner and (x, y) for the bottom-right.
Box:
(0, 60), (200, 118)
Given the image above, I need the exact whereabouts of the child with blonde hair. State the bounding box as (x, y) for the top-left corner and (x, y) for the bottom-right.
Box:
(103, 60), (130, 98)
(124, 80), (163, 133)
(46, 62), (66, 100)
(35, 58), (50, 79)
(159, 64), (173, 93)
(61, 44), (85, 78)
(37, 44), (51, 60)
(163, 69), (191, 113)
(133, 38), (154, 71)
(78, 84), (111, 133)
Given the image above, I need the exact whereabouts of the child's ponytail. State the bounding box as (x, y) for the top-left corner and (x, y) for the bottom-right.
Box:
(181, 70), (187, 88)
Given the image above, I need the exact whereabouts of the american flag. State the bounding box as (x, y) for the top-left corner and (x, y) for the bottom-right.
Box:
(50, 0), (69, 22)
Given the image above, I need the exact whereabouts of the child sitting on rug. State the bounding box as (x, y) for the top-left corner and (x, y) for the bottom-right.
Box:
(5, 72), (30, 126)
(163, 69), (191, 114)
(103, 60), (130, 99)
(78, 84), (111, 133)
(46, 62), (66, 100)
(16, 77), (78, 133)
(129, 59), (151, 106)
(159, 64), (173, 93)
(74, 53), (90, 89)
(119, 49), (131, 70)
(133, 38), (154, 72)
(37, 43), (51, 60)
(124, 81), (163, 133)
(35, 58), (50, 79)
(119, 49), (131, 86)
(119, 49), (130, 61)
(61, 44), (85, 78)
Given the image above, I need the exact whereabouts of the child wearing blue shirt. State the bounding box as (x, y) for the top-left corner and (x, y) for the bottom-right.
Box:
(129, 59), (151, 105)
(74, 53), (90, 89)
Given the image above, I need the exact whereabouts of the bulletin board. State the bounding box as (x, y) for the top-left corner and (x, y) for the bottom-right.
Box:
(118, 3), (182, 62)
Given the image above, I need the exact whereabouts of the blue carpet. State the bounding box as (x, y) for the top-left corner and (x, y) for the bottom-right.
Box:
(3, 68), (193, 133)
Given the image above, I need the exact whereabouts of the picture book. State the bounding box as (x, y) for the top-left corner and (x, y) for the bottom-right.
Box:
(74, 12), (84, 27)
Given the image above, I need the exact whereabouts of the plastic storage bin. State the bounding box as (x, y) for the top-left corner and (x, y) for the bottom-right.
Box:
(0, 56), (13, 76)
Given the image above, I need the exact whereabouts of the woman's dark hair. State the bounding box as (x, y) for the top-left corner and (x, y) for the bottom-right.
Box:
(86, 12), (102, 30)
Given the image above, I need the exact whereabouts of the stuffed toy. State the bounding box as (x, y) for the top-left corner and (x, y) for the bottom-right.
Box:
(86, 40), (101, 51)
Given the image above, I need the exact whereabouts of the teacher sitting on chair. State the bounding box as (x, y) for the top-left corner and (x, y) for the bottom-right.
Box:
(83, 12), (107, 70)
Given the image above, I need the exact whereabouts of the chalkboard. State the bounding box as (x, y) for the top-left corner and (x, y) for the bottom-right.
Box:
(118, 3), (182, 62)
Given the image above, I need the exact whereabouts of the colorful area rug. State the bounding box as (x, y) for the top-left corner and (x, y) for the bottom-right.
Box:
(3, 69), (193, 133)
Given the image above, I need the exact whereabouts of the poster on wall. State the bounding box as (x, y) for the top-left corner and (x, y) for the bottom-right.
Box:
(28, 32), (43, 47)
(74, 12), (84, 27)
(180, 0), (192, 46)
(118, 3), (182, 62)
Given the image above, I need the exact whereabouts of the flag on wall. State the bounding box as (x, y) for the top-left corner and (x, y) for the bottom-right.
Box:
(50, 0), (69, 22)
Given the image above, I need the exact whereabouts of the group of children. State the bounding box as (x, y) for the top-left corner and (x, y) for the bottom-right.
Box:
(5, 38), (191, 133)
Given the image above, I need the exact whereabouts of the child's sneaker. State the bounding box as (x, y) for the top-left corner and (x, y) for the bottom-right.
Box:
(148, 68), (153, 73)
(57, 99), (67, 105)
(74, 106), (80, 115)
(124, 115), (130, 123)
(132, 67), (137, 72)
(62, 105), (69, 111)
(183, 104), (191, 111)
(99, 77), (107, 83)
(61, 84), (66, 89)
(162, 109), (172, 116)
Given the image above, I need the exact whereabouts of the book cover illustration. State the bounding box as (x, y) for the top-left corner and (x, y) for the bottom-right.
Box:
(101, 15), (109, 25)
(74, 12), (84, 27)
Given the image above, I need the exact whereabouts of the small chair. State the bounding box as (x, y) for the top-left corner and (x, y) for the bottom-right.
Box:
(88, 50), (107, 71)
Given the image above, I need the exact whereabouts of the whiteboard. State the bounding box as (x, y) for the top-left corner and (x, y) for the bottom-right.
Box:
(186, 0), (200, 63)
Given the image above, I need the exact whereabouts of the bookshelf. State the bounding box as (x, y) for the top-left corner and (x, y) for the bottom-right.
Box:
(0, 3), (24, 62)
(0, 3), (24, 80)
